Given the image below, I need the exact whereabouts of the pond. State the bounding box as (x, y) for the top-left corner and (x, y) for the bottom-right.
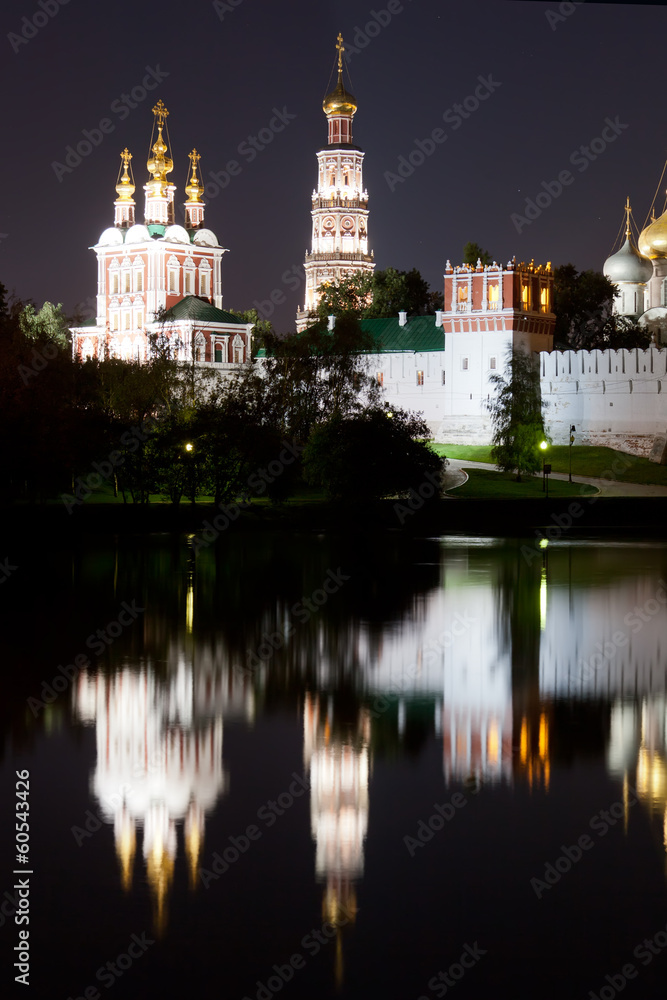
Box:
(2, 531), (666, 999)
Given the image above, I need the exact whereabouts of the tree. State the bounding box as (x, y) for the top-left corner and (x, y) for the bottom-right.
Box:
(487, 348), (548, 481)
(462, 242), (493, 266)
(244, 315), (381, 445)
(315, 267), (442, 320)
(365, 267), (431, 317)
(316, 272), (374, 320)
(19, 301), (71, 349)
(226, 308), (273, 354)
(551, 264), (644, 349)
(303, 404), (442, 501)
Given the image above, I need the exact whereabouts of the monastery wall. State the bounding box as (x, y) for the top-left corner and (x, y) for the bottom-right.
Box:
(540, 348), (667, 456)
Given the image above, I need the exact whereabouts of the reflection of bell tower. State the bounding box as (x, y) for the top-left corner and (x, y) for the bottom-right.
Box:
(296, 33), (374, 331)
(303, 693), (370, 985)
(75, 663), (227, 935)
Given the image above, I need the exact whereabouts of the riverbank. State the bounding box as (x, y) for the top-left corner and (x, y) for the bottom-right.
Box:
(2, 495), (666, 540)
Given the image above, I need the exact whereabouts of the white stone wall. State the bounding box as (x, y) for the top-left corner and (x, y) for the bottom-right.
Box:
(540, 348), (667, 455)
(372, 337), (667, 455)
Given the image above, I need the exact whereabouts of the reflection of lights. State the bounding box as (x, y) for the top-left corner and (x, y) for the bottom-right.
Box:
(636, 745), (667, 809)
(520, 719), (528, 764)
(186, 579), (194, 633)
(540, 568), (547, 629)
(487, 722), (499, 766)
(538, 713), (549, 760)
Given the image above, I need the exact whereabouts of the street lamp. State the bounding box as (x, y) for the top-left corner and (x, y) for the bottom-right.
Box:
(540, 440), (551, 498)
(569, 425), (576, 482)
(184, 443), (195, 504)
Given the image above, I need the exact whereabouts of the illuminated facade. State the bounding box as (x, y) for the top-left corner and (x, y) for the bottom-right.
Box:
(296, 35), (374, 331)
(70, 100), (252, 365)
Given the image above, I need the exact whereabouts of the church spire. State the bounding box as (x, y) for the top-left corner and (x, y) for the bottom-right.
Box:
(184, 149), (205, 230)
(144, 99), (176, 228)
(114, 148), (135, 228)
(322, 33), (358, 146)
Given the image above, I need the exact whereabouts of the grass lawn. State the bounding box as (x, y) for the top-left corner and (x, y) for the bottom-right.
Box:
(450, 469), (598, 499)
(433, 444), (667, 486)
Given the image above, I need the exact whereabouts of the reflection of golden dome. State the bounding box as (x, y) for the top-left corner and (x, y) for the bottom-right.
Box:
(323, 77), (357, 117)
(638, 210), (667, 259)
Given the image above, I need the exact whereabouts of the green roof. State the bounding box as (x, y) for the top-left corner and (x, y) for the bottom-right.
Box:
(256, 315), (444, 358)
(358, 316), (444, 353)
(161, 296), (249, 326)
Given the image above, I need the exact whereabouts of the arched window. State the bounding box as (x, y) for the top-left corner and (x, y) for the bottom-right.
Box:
(488, 284), (499, 310)
(232, 335), (244, 364)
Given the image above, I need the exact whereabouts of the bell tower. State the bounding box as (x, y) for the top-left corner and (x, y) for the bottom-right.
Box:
(296, 34), (375, 331)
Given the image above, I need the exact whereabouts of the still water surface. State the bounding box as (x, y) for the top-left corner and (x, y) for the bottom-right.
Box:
(2, 532), (667, 999)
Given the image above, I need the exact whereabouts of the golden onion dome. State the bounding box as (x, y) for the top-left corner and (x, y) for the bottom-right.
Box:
(323, 77), (357, 117)
(638, 209), (667, 259)
(185, 149), (203, 203)
(323, 33), (357, 116)
(115, 148), (135, 202)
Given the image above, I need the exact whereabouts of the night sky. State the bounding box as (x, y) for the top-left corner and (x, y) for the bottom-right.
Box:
(1, 0), (666, 332)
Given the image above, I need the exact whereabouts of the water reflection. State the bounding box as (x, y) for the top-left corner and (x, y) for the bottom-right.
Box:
(5, 533), (667, 995)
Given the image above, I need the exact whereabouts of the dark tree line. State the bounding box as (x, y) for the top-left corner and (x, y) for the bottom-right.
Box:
(0, 293), (440, 505)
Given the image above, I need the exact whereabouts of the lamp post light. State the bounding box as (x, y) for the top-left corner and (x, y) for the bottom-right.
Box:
(540, 440), (551, 498)
(569, 425), (576, 482)
(185, 443), (194, 505)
